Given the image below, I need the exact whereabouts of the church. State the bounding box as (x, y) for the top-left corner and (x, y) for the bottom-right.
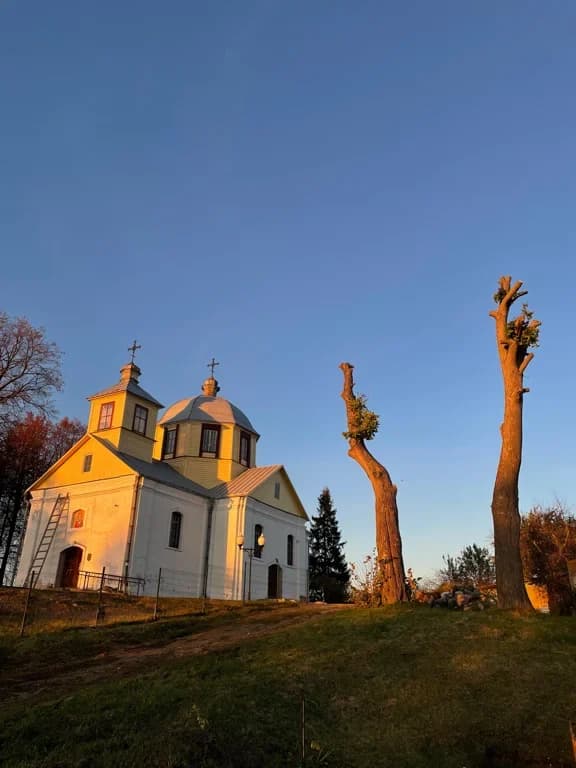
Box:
(14, 356), (309, 601)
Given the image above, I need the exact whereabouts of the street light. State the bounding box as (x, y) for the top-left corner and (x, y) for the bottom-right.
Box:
(237, 532), (265, 601)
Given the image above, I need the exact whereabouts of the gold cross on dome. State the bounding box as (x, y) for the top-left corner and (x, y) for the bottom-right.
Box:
(207, 357), (220, 377)
(128, 340), (142, 363)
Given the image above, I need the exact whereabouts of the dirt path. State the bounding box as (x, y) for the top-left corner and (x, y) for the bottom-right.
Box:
(2, 604), (351, 705)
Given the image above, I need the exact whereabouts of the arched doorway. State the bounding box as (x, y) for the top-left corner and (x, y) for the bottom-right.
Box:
(57, 546), (83, 588)
(268, 563), (283, 599)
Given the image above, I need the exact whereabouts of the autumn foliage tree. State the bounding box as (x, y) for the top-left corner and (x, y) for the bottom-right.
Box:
(490, 276), (540, 610)
(0, 414), (85, 584)
(521, 505), (576, 615)
(340, 362), (407, 604)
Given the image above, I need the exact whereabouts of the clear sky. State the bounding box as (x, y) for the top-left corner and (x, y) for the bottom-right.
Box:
(2, 2), (575, 580)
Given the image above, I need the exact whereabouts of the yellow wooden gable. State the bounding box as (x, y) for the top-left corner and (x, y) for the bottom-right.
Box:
(29, 433), (138, 491)
(251, 468), (308, 520)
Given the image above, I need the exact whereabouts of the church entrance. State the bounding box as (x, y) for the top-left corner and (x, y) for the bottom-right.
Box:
(57, 546), (83, 588)
(267, 563), (282, 599)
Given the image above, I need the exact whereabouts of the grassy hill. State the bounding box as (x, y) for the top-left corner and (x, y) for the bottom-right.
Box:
(1, 600), (575, 767)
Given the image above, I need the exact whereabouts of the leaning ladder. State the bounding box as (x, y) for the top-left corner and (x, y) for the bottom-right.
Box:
(25, 494), (69, 586)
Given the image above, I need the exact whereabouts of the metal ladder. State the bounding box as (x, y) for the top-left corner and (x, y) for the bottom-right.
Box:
(25, 494), (69, 586)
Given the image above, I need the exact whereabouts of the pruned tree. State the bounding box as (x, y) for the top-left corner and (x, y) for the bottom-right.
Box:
(489, 276), (540, 610)
(0, 312), (63, 422)
(308, 488), (350, 603)
(0, 414), (85, 584)
(339, 362), (406, 604)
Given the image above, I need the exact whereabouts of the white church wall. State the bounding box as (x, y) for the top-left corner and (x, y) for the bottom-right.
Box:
(243, 498), (308, 601)
(206, 497), (246, 600)
(14, 477), (136, 589)
(130, 481), (209, 597)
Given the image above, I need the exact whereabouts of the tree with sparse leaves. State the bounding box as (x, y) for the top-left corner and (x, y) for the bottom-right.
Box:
(520, 505), (576, 615)
(340, 362), (407, 604)
(489, 276), (540, 611)
(308, 488), (350, 603)
(439, 544), (495, 588)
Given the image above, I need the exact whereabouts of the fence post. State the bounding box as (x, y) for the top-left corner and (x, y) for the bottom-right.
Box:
(95, 567), (106, 626)
(153, 567), (162, 621)
(19, 570), (35, 638)
(300, 690), (306, 766)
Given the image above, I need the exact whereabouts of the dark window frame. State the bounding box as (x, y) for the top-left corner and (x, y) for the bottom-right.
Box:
(83, 454), (93, 473)
(239, 431), (251, 467)
(168, 511), (182, 549)
(254, 524), (263, 559)
(287, 535), (294, 566)
(162, 425), (179, 459)
(98, 402), (114, 430)
(274, 481), (281, 500)
(132, 404), (149, 435)
(200, 424), (221, 457)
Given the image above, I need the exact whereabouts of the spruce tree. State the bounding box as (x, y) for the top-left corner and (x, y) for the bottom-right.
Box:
(309, 488), (350, 602)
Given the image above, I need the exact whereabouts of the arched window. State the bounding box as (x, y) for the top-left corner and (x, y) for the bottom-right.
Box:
(254, 524), (263, 559)
(287, 535), (294, 566)
(71, 509), (85, 529)
(169, 511), (182, 549)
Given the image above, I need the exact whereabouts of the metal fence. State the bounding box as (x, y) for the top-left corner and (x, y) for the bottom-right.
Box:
(0, 566), (228, 638)
(0, 558), (298, 637)
(76, 569), (145, 595)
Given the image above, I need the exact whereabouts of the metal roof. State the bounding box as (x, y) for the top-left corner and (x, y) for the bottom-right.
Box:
(91, 437), (211, 497)
(88, 379), (164, 408)
(118, 453), (211, 496)
(158, 395), (257, 434)
(211, 465), (283, 499)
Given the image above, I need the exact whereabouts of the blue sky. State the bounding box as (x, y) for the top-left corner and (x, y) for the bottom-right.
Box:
(2, 2), (575, 580)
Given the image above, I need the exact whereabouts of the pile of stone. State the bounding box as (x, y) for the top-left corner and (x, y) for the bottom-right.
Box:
(426, 585), (496, 611)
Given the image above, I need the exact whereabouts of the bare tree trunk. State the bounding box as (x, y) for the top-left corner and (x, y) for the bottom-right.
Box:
(490, 276), (539, 611)
(340, 363), (407, 604)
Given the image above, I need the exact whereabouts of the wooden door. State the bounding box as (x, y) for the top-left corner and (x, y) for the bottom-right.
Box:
(58, 547), (83, 588)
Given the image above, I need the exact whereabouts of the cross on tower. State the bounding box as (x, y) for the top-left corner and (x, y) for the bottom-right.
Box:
(128, 340), (142, 364)
(207, 357), (220, 377)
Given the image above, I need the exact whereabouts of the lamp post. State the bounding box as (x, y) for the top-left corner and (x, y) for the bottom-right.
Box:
(237, 532), (265, 601)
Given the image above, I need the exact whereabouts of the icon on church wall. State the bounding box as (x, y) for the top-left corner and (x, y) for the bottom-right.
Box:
(71, 509), (85, 529)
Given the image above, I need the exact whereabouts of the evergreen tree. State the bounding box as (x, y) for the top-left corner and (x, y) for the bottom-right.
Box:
(309, 488), (350, 602)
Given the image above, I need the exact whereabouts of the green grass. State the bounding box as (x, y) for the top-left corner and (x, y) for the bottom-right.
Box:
(0, 599), (297, 676)
(1, 606), (575, 767)
(0, 587), (226, 637)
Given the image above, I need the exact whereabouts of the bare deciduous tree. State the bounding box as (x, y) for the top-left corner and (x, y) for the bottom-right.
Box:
(490, 276), (540, 610)
(0, 312), (63, 421)
(340, 362), (407, 604)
